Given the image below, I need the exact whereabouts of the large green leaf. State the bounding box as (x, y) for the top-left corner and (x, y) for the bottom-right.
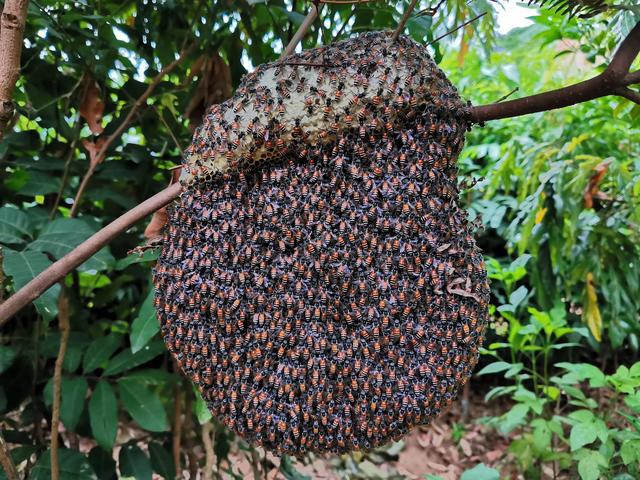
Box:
(0, 346), (18, 375)
(148, 442), (175, 480)
(0, 206), (32, 245)
(89, 381), (118, 451)
(118, 380), (169, 432)
(119, 443), (152, 480)
(27, 218), (114, 272)
(31, 448), (96, 480)
(2, 249), (60, 319)
(83, 334), (122, 373)
(103, 340), (165, 376)
(88, 447), (117, 480)
(61, 376), (88, 432)
(129, 288), (159, 353)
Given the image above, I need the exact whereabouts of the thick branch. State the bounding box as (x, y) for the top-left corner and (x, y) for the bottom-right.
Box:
(69, 47), (192, 217)
(0, 182), (182, 326)
(0, 0), (29, 139)
(471, 22), (640, 123)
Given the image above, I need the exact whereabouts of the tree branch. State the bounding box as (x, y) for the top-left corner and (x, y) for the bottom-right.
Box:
(281, 3), (318, 58)
(0, 431), (18, 480)
(470, 22), (640, 123)
(0, 182), (182, 325)
(69, 46), (192, 217)
(392, 0), (419, 41)
(0, 0), (29, 139)
(50, 289), (70, 480)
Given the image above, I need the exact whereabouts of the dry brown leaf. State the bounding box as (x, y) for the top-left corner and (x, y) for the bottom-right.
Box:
(81, 137), (106, 168)
(459, 438), (472, 456)
(583, 159), (611, 209)
(80, 77), (105, 135)
(185, 52), (233, 130)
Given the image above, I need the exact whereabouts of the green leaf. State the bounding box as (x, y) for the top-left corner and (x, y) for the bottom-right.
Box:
(460, 463), (500, 480)
(27, 218), (114, 272)
(570, 422), (598, 451)
(193, 388), (212, 425)
(31, 448), (97, 480)
(88, 447), (117, 480)
(620, 439), (640, 465)
(16, 171), (61, 196)
(83, 334), (122, 373)
(576, 449), (607, 480)
(508, 285), (528, 307)
(119, 443), (152, 480)
(118, 380), (169, 432)
(61, 376), (88, 431)
(476, 361), (512, 376)
(3, 249), (61, 319)
(103, 340), (165, 376)
(149, 442), (175, 480)
(130, 289), (159, 353)
(89, 381), (118, 451)
(279, 455), (311, 480)
(0, 346), (18, 374)
(0, 206), (32, 245)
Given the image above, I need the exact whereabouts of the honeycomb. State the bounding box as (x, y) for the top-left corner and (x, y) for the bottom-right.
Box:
(153, 31), (490, 456)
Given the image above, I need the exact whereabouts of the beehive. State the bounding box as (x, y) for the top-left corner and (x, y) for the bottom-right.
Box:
(153, 31), (490, 456)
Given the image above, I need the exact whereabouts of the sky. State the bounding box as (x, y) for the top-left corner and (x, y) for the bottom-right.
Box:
(496, 0), (535, 34)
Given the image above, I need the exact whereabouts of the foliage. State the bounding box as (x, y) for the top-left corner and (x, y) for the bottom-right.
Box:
(0, 1), (639, 479)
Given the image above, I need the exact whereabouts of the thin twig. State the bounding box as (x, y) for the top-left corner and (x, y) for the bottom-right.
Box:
(50, 114), (83, 218)
(471, 22), (640, 122)
(172, 383), (183, 478)
(281, 4), (319, 58)
(0, 431), (18, 480)
(428, 12), (486, 46)
(0, 182), (182, 325)
(50, 289), (70, 480)
(201, 422), (216, 480)
(184, 390), (198, 478)
(391, 0), (419, 41)
(153, 105), (183, 151)
(0, 0), (30, 139)
(249, 447), (262, 480)
(495, 87), (519, 103)
(69, 45), (193, 217)
(416, 0), (446, 17)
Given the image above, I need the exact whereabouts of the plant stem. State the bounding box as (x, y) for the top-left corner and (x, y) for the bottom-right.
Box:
(50, 289), (70, 480)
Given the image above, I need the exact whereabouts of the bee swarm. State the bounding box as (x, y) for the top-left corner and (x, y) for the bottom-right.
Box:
(154, 31), (490, 456)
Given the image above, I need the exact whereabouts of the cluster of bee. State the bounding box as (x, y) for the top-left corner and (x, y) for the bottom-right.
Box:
(154, 32), (490, 456)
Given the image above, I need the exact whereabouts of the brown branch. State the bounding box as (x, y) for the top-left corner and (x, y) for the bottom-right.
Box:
(614, 86), (640, 104)
(0, 431), (18, 480)
(172, 374), (183, 478)
(391, 0), (419, 41)
(427, 12), (486, 46)
(0, 247), (4, 304)
(50, 289), (70, 480)
(471, 22), (640, 123)
(0, 0), (29, 139)
(201, 422), (216, 480)
(184, 391), (198, 479)
(281, 4), (319, 58)
(69, 46), (192, 217)
(0, 182), (182, 325)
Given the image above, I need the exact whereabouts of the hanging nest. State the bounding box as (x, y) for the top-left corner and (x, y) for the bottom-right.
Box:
(153, 31), (490, 456)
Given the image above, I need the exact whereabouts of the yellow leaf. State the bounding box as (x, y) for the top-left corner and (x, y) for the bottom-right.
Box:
(535, 207), (547, 224)
(457, 26), (473, 67)
(583, 273), (602, 342)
